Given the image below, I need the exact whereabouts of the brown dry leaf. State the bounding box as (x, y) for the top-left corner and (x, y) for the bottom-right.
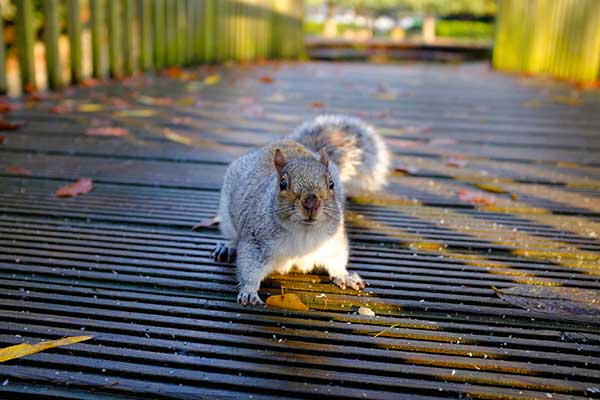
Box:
(266, 293), (310, 311)
(310, 101), (325, 109)
(0, 102), (13, 113)
(0, 120), (22, 131)
(458, 189), (495, 206)
(85, 127), (129, 137)
(113, 109), (157, 118)
(494, 286), (600, 320)
(81, 78), (102, 87)
(192, 216), (220, 231)
(5, 166), (32, 176)
(55, 178), (94, 197)
(259, 76), (274, 84)
(394, 165), (419, 175)
(553, 96), (583, 106)
(446, 156), (467, 168)
(163, 67), (183, 78)
(50, 104), (73, 114)
(0, 336), (93, 363)
(137, 95), (174, 106)
(0, 134), (5, 144)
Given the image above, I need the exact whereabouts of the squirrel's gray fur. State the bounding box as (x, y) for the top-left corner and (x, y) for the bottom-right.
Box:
(214, 115), (390, 305)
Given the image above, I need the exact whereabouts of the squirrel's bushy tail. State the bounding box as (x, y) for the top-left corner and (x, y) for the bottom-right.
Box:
(289, 115), (390, 197)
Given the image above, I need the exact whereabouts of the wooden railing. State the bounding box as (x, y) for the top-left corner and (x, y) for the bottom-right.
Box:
(2, 0), (304, 94)
(493, 0), (600, 83)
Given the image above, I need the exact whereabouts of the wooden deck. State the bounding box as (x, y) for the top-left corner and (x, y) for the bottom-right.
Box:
(0, 62), (599, 399)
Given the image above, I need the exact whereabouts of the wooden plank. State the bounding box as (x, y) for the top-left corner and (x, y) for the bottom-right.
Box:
(89, 0), (106, 79)
(15, 0), (36, 91)
(122, 0), (134, 75)
(139, 0), (153, 71)
(165, 0), (177, 66)
(153, 0), (166, 69)
(107, 0), (123, 78)
(67, 0), (83, 83)
(0, 1), (5, 93)
(42, 0), (61, 89)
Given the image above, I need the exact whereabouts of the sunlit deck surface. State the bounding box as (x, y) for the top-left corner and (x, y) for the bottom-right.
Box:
(0, 62), (599, 399)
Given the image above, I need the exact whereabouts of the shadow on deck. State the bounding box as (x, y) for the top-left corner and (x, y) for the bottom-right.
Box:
(0, 62), (599, 399)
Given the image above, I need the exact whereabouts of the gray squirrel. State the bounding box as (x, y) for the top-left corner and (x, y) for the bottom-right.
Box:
(212, 115), (390, 305)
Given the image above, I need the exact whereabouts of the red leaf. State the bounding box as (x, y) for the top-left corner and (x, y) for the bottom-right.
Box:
(446, 156), (467, 168)
(81, 78), (102, 87)
(0, 103), (13, 113)
(259, 76), (274, 84)
(310, 101), (325, 109)
(5, 166), (32, 176)
(0, 120), (22, 131)
(50, 104), (73, 114)
(458, 189), (495, 206)
(0, 134), (5, 144)
(55, 178), (94, 197)
(192, 216), (220, 231)
(163, 67), (183, 78)
(85, 127), (129, 137)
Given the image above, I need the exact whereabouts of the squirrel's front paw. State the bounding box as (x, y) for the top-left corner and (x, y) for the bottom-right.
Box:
(237, 290), (264, 306)
(332, 273), (366, 291)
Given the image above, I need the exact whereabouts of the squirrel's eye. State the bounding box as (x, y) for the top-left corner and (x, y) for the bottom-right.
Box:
(279, 177), (287, 191)
(329, 179), (335, 190)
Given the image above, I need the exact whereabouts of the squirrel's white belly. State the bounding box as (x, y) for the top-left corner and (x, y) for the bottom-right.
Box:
(269, 224), (348, 276)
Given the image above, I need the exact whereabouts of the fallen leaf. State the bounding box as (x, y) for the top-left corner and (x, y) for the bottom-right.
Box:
(171, 117), (194, 125)
(79, 104), (104, 112)
(394, 165), (419, 175)
(358, 306), (375, 317)
(429, 138), (456, 146)
(0, 134), (5, 144)
(266, 293), (310, 311)
(81, 78), (102, 87)
(176, 97), (196, 107)
(553, 96), (583, 106)
(0, 103), (13, 113)
(403, 125), (432, 134)
(192, 216), (220, 230)
(113, 109), (157, 118)
(388, 139), (418, 148)
(50, 104), (73, 114)
(524, 99), (544, 107)
(474, 183), (507, 194)
(0, 336), (93, 363)
(458, 189), (495, 206)
(494, 286), (600, 320)
(259, 76), (274, 84)
(203, 75), (221, 86)
(55, 178), (94, 197)
(310, 101), (325, 109)
(5, 166), (32, 175)
(162, 128), (192, 145)
(137, 95), (173, 106)
(85, 127), (129, 137)
(163, 67), (183, 78)
(23, 83), (36, 94)
(446, 156), (467, 168)
(0, 120), (22, 131)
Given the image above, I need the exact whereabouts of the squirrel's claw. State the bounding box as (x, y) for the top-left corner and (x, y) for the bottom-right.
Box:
(212, 243), (237, 263)
(332, 273), (366, 291)
(237, 291), (264, 306)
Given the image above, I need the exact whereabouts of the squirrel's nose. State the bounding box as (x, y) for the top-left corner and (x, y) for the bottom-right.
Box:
(301, 194), (320, 213)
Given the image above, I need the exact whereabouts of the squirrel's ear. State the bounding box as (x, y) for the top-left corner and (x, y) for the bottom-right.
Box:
(319, 148), (329, 168)
(274, 149), (286, 175)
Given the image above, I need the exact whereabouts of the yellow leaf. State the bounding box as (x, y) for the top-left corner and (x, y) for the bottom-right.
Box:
(113, 109), (158, 118)
(79, 104), (104, 112)
(553, 96), (583, 106)
(203, 75), (221, 86)
(162, 128), (192, 145)
(266, 293), (310, 311)
(0, 336), (93, 363)
(474, 183), (507, 194)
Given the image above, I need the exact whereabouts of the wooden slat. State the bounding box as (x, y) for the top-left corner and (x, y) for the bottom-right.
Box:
(67, 0), (83, 83)
(90, 0), (106, 79)
(122, 0), (134, 76)
(42, 0), (61, 89)
(139, 0), (153, 71)
(107, 0), (123, 78)
(0, 1), (5, 94)
(15, 0), (36, 91)
(153, 0), (166, 69)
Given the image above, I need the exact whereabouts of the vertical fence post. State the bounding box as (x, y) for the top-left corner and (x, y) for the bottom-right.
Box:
(16, 0), (36, 91)
(194, 0), (206, 63)
(176, 0), (186, 66)
(108, 0), (123, 78)
(139, 0), (153, 71)
(0, 3), (6, 94)
(90, 0), (106, 79)
(67, 0), (83, 83)
(154, 0), (166, 69)
(43, 0), (61, 89)
(123, 0), (135, 75)
(186, 0), (196, 65)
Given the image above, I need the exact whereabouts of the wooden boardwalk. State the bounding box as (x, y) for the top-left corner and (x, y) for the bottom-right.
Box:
(0, 62), (599, 399)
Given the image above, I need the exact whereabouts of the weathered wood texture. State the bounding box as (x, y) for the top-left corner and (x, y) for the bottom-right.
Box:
(494, 0), (600, 82)
(0, 62), (599, 399)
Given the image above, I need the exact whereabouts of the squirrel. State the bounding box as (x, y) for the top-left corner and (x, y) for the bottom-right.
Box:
(212, 115), (390, 305)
